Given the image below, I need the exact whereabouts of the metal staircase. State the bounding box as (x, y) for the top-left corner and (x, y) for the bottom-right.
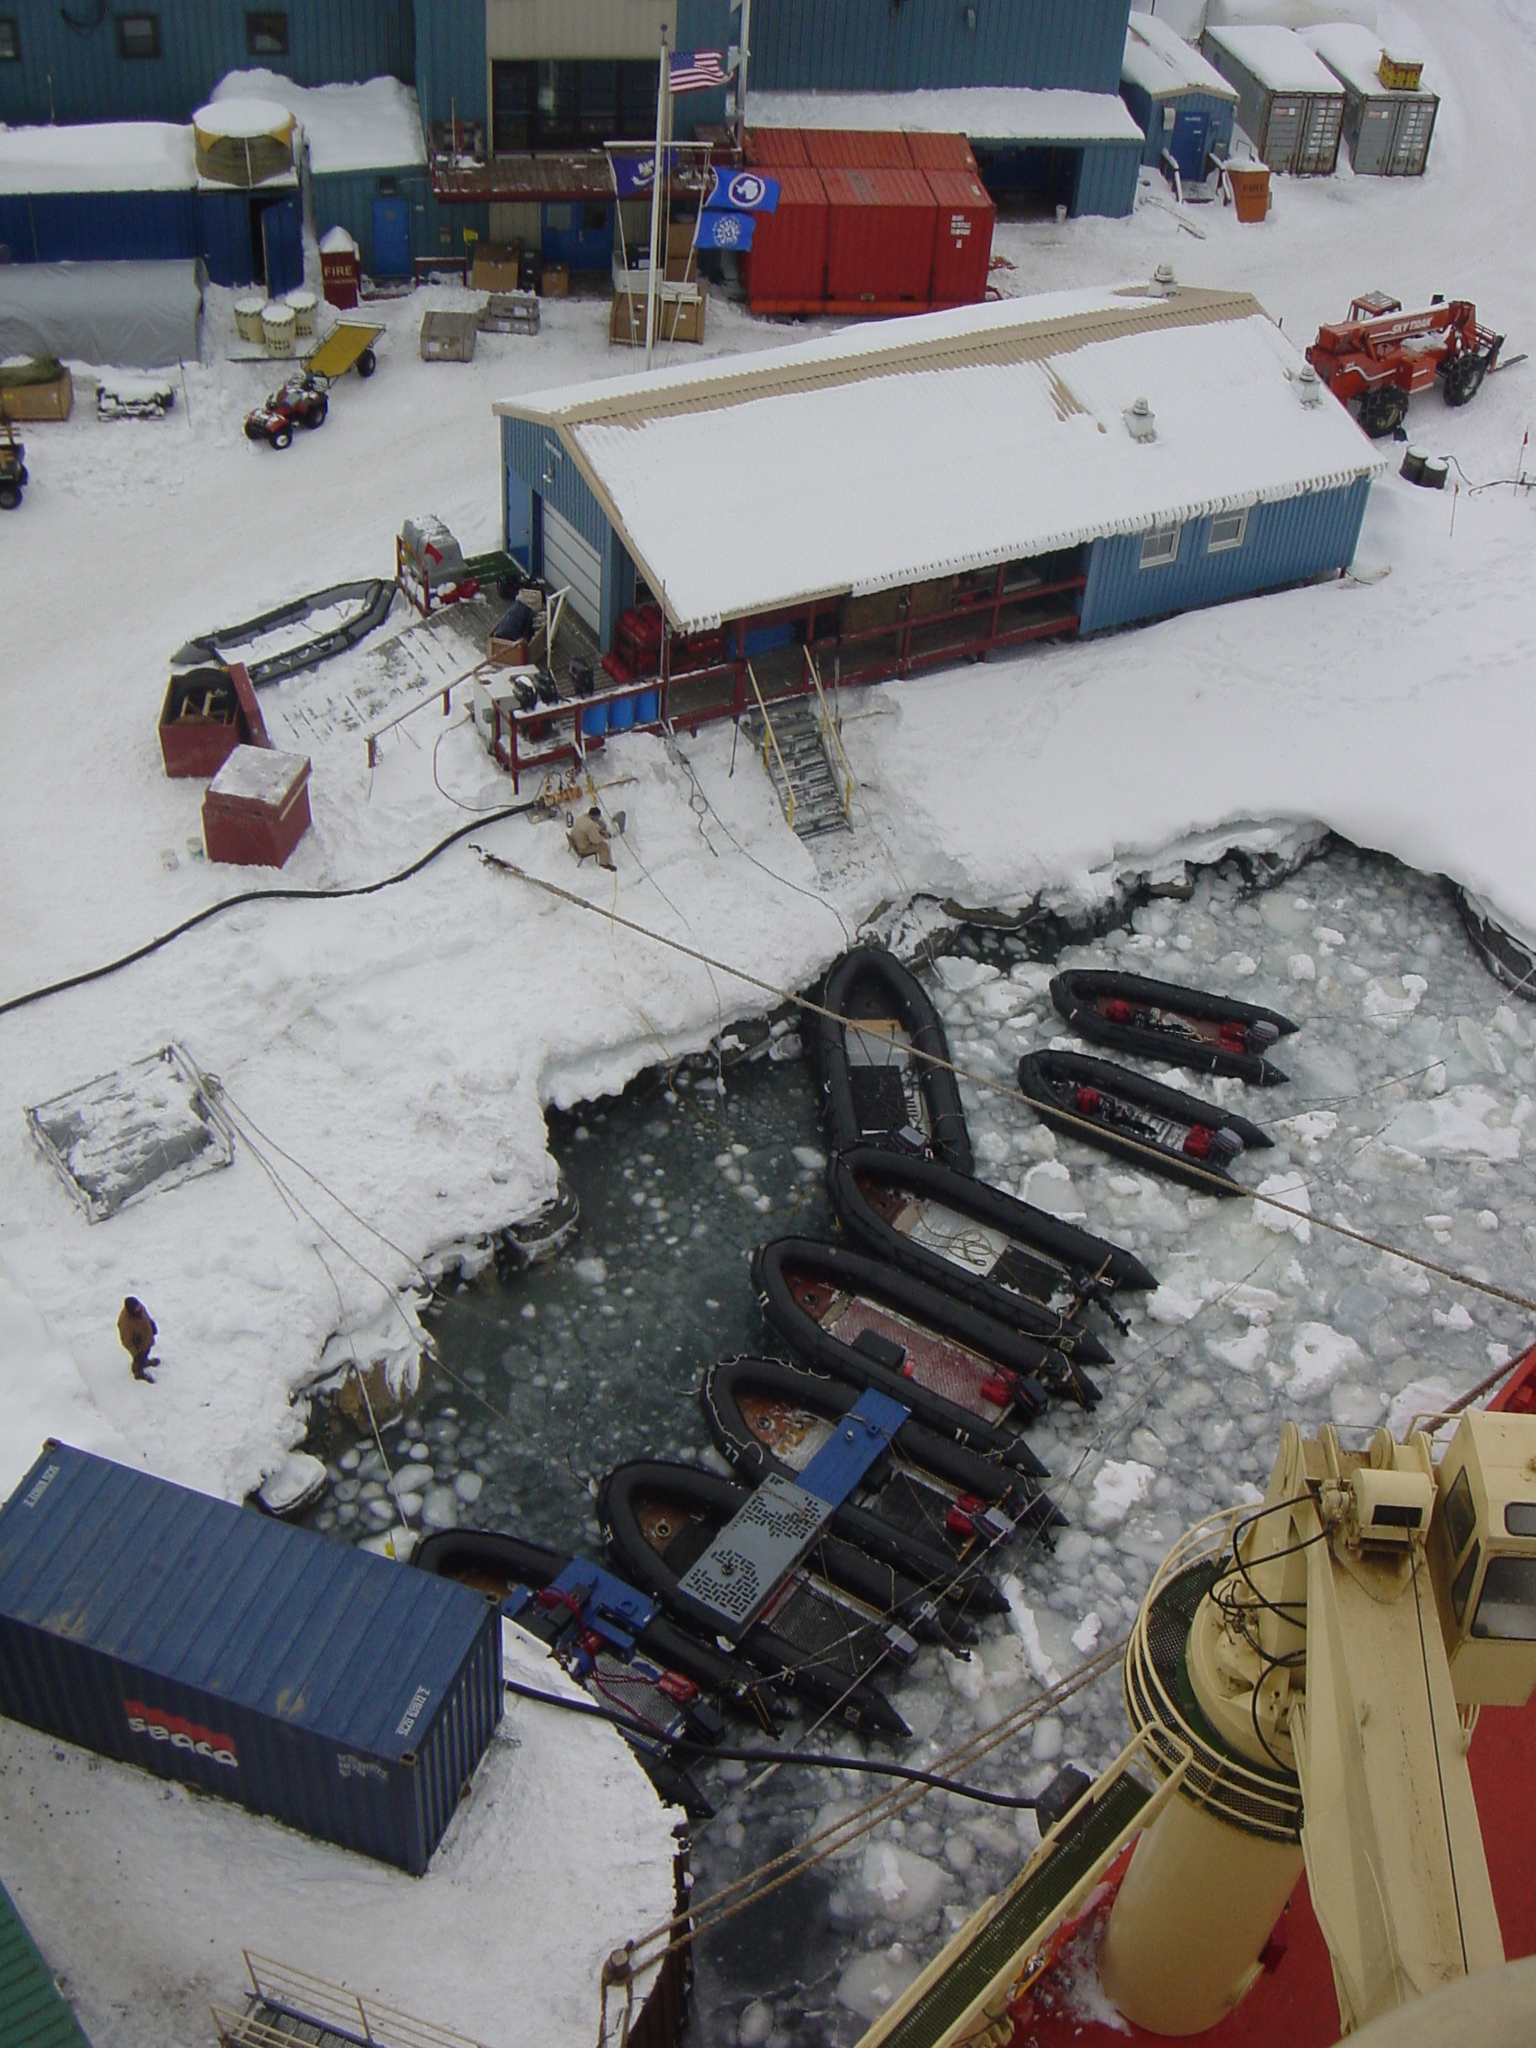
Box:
(749, 658), (854, 843)
(211, 1953), (483, 2048)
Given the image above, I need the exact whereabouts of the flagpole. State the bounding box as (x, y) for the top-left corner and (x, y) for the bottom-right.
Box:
(645, 28), (668, 372)
(737, 0), (752, 152)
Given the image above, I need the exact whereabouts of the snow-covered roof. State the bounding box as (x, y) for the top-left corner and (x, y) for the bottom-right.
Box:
(496, 283), (1383, 636)
(209, 69), (425, 175)
(0, 122), (195, 196)
(1123, 16), (1240, 103)
(192, 97), (295, 140)
(744, 87), (1143, 146)
(1202, 25), (1345, 95)
(1298, 23), (1434, 101)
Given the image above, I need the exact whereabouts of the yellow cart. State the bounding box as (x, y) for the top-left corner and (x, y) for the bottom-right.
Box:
(307, 321), (383, 381)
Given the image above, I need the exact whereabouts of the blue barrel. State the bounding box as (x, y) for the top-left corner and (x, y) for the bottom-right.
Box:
(608, 692), (636, 733)
(634, 688), (660, 724)
(581, 699), (609, 738)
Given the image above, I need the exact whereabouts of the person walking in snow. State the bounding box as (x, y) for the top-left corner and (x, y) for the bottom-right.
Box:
(118, 1297), (158, 1382)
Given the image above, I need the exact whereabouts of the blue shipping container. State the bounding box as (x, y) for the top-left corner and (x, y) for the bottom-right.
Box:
(0, 1443), (502, 1875)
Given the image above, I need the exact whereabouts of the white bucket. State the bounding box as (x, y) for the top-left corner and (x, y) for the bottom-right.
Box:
(261, 302), (297, 357)
(234, 295), (268, 344)
(286, 288), (317, 338)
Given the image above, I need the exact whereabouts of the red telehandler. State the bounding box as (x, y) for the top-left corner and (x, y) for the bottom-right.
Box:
(1306, 291), (1504, 437)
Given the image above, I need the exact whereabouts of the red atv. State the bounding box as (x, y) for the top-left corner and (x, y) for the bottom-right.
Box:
(1306, 293), (1505, 438)
(244, 370), (330, 451)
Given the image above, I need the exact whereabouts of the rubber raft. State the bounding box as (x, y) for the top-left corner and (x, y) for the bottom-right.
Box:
(813, 947), (973, 1173)
(1049, 970), (1297, 1087)
(1017, 1049), (1271, 1194)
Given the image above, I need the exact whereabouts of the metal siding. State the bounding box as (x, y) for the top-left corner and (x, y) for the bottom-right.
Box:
(0, 3), (414, 126)
(414, 0), (487, 131)
(0, 190), (198, 263)
(0, 1876), (91, 2048)
(1079, 477), (1371, 635)
(311, 168), (432, 274)
(750, 0), (1129, 93)
(1071, 139), (1140, 217)
(198, 185), (256, 284)
(0, 1445), (500, 1874)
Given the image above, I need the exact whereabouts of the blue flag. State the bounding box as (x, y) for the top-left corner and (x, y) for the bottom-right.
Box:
(695, 210), (756, 251)
(703, 167), (780, 214)
(609, 146), (676, 198)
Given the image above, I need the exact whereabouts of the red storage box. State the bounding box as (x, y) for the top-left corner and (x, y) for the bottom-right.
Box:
(203, 747), (312, 868)
(159, 661), (269, 779)
(803, 128), (913, 169)
(822, 167), (937, 309)
(906, 131), (979, 173)
(924, 168), (995, 307)
(745, 127), (809, 167)
(741, 164), (830, 313)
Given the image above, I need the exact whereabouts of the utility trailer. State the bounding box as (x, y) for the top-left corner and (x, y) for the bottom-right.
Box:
(1307, 293), (1504, 437)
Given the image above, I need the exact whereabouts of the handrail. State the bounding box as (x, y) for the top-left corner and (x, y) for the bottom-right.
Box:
(805, 649), (855, 820)
(747, 662), (795, 833)
(218, 1953), (487, 2048)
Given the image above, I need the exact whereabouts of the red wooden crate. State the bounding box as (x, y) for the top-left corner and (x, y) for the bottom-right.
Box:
(821, 166), (937, 307)
(203, 747), (312, 868)
(924, 168), (996, 307)
(159, 662), (269, 780)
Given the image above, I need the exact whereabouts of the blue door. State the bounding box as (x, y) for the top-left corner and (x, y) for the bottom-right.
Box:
(259, 195), (303, 294)
(372, 197), (411, 278)
(1171, 110), (1211, 182)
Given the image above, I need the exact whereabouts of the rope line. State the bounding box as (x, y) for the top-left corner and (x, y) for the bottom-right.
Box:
(471, 847), (1536, 1319)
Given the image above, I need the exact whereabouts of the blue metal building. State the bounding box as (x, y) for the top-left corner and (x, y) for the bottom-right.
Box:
(492, 284), (1381, 668)
(0, 1), (413, 128)
(748, 0), (1133, 94)
(1120, 13), (1239, 177)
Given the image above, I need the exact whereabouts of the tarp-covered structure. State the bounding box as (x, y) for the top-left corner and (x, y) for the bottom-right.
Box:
(0, 260), (202, 368)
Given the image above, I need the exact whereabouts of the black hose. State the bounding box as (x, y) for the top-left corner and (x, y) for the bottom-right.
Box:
(504, 1677), (1038, 1809)
(0, 800), (537, 1020)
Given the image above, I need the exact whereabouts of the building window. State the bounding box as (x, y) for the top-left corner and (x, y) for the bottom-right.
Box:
(1139, 524), (1181, 569)
(116, 13), (161, 59)
(246, 11), (288, 57)
(493, 58), (659, 154)
(1208, 507), (1249, 553)
(0, 19), (18, 62)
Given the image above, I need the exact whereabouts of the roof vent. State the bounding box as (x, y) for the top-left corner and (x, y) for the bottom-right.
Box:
(1295, 364), (1324, 408)
(1151, 262), (1177, 297)
(1125, 396), (1157, 443)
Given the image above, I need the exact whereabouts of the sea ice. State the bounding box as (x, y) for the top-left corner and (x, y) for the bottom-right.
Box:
(1086, 1462), (1155, 1530)
(1285, 1323), (1362, 1400)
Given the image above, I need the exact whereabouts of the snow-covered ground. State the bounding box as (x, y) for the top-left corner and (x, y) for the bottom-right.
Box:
(0, 0), (1533, 2038)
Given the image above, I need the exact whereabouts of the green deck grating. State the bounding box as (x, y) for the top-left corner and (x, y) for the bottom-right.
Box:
(876, 1772), (1153, 2048)
(0, 1876), (91, 2048)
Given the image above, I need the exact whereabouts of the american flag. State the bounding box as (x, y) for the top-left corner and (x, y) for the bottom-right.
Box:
(668, 49), (728, 93)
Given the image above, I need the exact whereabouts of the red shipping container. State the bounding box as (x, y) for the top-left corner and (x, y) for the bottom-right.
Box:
(803, 128), (913, 169)
(906, 131), (979, 173)
(821, 167), (937, 309)
(745, 127), (809, 167)
(203, 746), (312, 868)
(741, 164), (830, 312)
(924, 168), (996, 307)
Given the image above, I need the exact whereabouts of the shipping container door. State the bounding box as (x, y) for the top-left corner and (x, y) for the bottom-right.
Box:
(1353, 98), (1395, 173)
(1390, 99), (1435, 174)
(1263, 94), (1302, 172)
(1170, 109), (1211, 181)
(260, 196), (303, 294)
(541, 503), (602, 630)
(1297, 96), (1341, 174)
(372, 197), (411, 277)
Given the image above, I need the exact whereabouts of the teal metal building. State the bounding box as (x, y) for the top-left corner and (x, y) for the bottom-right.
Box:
(0, 1874), (92, 2048)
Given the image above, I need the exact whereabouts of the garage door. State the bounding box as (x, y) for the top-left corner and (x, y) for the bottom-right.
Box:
(541, 502), (602, 631)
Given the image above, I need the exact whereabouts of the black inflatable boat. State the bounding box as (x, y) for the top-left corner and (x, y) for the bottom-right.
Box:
(812, 947), (973, 1173)
(1017, 1049), (1271, 1194)
(753, 1235), (1084, 1456)
(599, 1460), (920, 1737)
(703, 1356), (1058, 1588)
(1049, 970), (1298, 1086)
(828, 1146), (1155, 1362)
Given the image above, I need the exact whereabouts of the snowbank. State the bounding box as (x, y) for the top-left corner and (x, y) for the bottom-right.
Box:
(210, 69), (427, 174)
